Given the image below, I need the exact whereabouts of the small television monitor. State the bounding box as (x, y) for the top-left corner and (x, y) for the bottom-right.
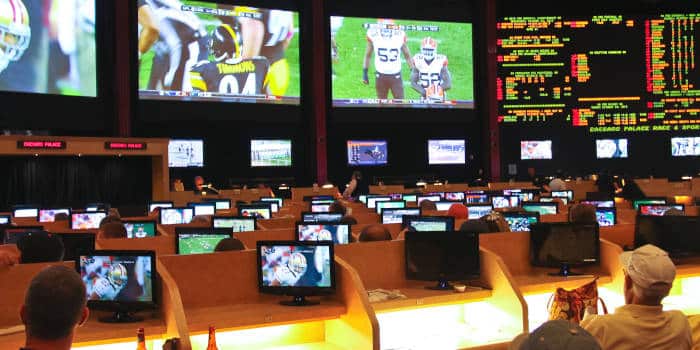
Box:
(503, 212), (540, 232)
(596, 139), (628, 159)
(444, 192), (466, 201)
(3, 226), (44, 244)
(530, 223), (599, 276)
(176, 228), (233, 255)
(52, 233), (96, 262)
(514, 192), (535, 202)
(85, 203), (110, 212)
(596, 208), (616, 227)
(671, 137), (700, 157)
(417, 195), (442, 205)
(38, 208), (72, 223)
(638, 204), (685, 216)
(238, 205), (272, 219)
(301, 212), (343, 223)
(521, 140), (552, 160)
(632, 198), (667, 210)
(310, 199), (335, 205)
(428, 140), (466, 165)
(258, 241), (335, 306)
(260, 197), (283, 208)
(159, 208), (195, 225)
(466, 204), (493, 220)
(12, 206), (38, 218)
(358, 195), (368, 204)
(212, 216), (256, 233)
(367, 195), (392, 209)
(402, 216), (454, 232)
(251, 140), (293, 167)
(425, 192), (446, 198)
(551, 190), (574, 202)
(635, 215), (700, 258)
(388, 193), (404, 200)
(201, 199), (232, 211)
(0, 215), (10, 225)
(540, 196), (568, 205)
(296, 223), (351, 244)
(522, 202), (558, 215)
(71, 212), (107, 230)
(123, 220), (157, 239)
(347, 140), (388, 166)
(253, 201), (279, 213)
(405, 231), (480, 290)
(376, 200), (406, 214)
(465, 194), (489, 204)
(581, 200), (615, 208)
(402, 194), (418, 203)
(187, 202), (216, 216)
(434, 201), (461, 211)
(168, 140), (204, 168)
(303, 195), (335, 202)
(382, 208), (421, 224)
(77, 250), (156, 323)
(148, 201), (174, 213)
(311, 204), (331, 213)
(491, 196), (519, 209)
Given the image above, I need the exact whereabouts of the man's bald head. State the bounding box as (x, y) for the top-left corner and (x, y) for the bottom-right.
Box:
(358, 224), (392, 242)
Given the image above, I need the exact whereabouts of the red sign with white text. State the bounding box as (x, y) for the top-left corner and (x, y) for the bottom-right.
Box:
(105, 142), (147, 150)
(17, 140), (66, 149)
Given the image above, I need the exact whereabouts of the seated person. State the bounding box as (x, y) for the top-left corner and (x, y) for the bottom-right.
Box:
(0, 249), (20, 267)
(98, 215), (122, 228)
(569, 203), (597, 224)
(358, 224), (392, 242)
(447, 203), (468, 220)
(548, 170), (567, 192)
(419, 199), (438, 211)
(108, 208), (121, 219)
(172, 178), (185, 192)
(20, 265), (89, 350)
(581, 244), (692, 350)
(54, 212), (70, 221)
(214, 238), (246, 252)
(98, 222), (128, 239)
(193, 176), (219, 195)
(17, 233), (65, 263)
(460, 211), (510, 233)
(190, 215), (211, 226)
(147, 206), (161, 218)
(329, 200), (348, 216)
(509, 319), (601, 350)
(340, 215), (358, 225)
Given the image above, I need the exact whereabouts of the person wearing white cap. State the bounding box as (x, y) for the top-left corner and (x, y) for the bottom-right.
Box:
(580, 244), (692, 350)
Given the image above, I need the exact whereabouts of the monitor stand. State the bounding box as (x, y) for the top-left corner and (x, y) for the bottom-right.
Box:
(99, 311), (144, 323)
(425, 278), (452, 291)
(548, 263), (584, 277)
(280, 296), (320, 307)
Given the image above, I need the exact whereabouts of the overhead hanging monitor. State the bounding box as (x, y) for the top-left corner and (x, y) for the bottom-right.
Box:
(347, 140), (388, 166)
(671, 137), (700, 157)
(168, 139), (204, 168)
(596, 139), (628, 159)
(138, 2), (300, 105)
(330, 16), (474, 109)
(428, 140), (466, 165)
(520, 140), (552, 160)
(250, 139), (292, 167)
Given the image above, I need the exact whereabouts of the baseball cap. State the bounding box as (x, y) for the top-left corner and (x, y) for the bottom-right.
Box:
(620, 244), (676, 295)
(511, 320), (601, 350)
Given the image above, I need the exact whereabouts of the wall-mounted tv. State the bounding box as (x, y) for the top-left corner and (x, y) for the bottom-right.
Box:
(596, 139), (628, 159)
(250, 139), (292, 167)
(520, 140), (552, 160)
(138, 2), (300, 105)
(428, 139), (466, 165)
(330, 16), (474, 109)
(347, 140), (388, 166)
(671, 137), (700, 157)
(0, 0), (97, 97)
(168, 139), (204, 168)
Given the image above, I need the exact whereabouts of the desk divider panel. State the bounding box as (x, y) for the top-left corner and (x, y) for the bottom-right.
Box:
(291, 187), (339, 202)
(236, 228), (296, 250)
(96, 236), (176, 256)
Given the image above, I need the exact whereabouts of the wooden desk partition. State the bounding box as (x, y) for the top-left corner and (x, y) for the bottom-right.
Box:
(235, 228), (296, 249)
(96, 236), (176, 256)
(291, 187), (339, 202)
(369, 185), (405, 194)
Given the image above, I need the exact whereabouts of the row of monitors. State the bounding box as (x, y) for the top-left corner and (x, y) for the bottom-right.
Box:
(521, 138), (700, 160)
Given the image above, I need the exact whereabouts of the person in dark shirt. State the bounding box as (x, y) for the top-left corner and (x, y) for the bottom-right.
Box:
(526, 167), (549, 191)
(17, 233), (65, 264)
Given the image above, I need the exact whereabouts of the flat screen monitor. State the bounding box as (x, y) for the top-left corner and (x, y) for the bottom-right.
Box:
(520, 140), (552, 160)
(85, 203), (109, 212)
(465, 194), (489, 204)
(123, 220), (157, 239)
(405, 231), (480, 289)
(138, 3), (300, 105)
(330, 16), (475, 109)
(347, 140), (388, 166)
(632, 198), (667, 210)
(71, 212), (107, 230)
(530, 223), (600, 276)
(238, 205), (271, 219)
(581, 200), (615, 208)
(596, 139), (628, 159)
(12, 206), (38, 218)
(187, 202), (216, 216)
(428, 140), (466, 165)
(311, 204), (330, 213)
(296, 223), (350, 245)
(38, 208), (71, 223)
(260, 197), (283, 208)
(52, 233), (95, 262)
(417, 195), (442, 205)
(491, 196), (519, 209)
(159, 208), (194, 225)
(148, 201), (174, 213)
(253, 201), (279, 213)
(402, 194), (418, 203)
(310, 199), (335, 205)
(176, 228), (232, 255)
(3, 226), (44, 244)
(503, 212), (540, 232)
(540, 196), (568, 205)
(671, 137), (700, 157)
(0, 215), (10, 225)
(367, 195), (392, 209)
(303, 195), (335, 202)
(514, 192), (535, 202)
(168, 140), (204, 168)
(258, 241), (335, 306)
(212, 216), (256, 233)
(388, 193), (404, 200)
(551, 190), (574, 202)
(402, 216), (454, 232)
(382, 208), (421, 224)
(0, 0), (96, 97)
(201, 199), (232, 211)
(466, 205), (493, 220)
(638, 205), (685, 216)
(251, 140), (293, 167)
(78, 250), (156, 322)
(522, 202), (558, 216)
(434, 201), (461, 211)
(444, 192), (465, 201)
(596, 208), (616, 227)
(358, 195), (368, 204)
(635, 216), (700, 258)
(376, 200), (406, 214)
(301, 212), (343, 223)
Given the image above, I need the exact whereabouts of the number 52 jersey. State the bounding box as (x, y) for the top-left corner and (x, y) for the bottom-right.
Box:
(413, 53), (449, 88)
(190, 57), (270, 96)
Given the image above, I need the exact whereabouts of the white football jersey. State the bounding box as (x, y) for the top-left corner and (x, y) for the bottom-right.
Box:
(367, 29), (407, 75)
(91, 277), (124, 300)
(413, 54), (448, 88)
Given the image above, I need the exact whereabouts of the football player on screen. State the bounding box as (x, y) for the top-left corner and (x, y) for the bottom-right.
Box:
(190, 24), (269, 97)
(0, 0), (31, 75)
(362, 19), (414, 101)
(410, 37), (452, 102)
